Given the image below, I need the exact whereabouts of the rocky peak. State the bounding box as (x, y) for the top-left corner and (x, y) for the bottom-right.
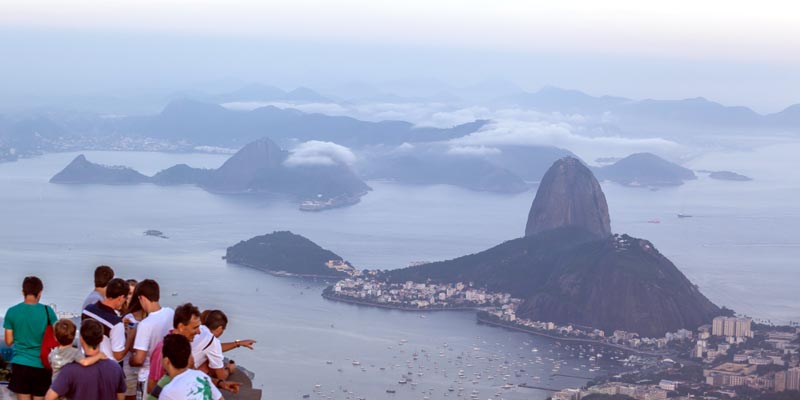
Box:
(206, 138), (287, 192)
(525, 157), (611, 238)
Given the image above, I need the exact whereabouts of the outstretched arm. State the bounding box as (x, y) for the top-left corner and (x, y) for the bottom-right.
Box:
(221, 339), (256, 352)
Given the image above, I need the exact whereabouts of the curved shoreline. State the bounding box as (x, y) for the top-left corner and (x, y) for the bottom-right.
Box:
(322, 291), (480, 312)
(226, 261), (346, 280)
(476, 313), (664, 357)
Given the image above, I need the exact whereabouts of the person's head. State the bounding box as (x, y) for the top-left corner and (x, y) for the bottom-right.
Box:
(203, 309), (228, 337)
(22, 276), (43, 300)
(135, 279), (160, 312)
(93, 265), (114, 289)
(126, 279), (138, 296)
(103, 278), (128, 310)
(80, 319), (104, 352)
(54, 319), (77, 346)
(121, 279), (138, 314)
(126, 285), (145, 316)
(173, 303), (201, 342)
(162, 333), (191, 377)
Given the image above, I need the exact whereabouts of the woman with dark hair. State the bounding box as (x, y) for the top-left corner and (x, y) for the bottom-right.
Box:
(122, 279), (147, 400)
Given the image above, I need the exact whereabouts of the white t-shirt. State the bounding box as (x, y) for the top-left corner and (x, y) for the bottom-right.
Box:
(133, 306), (174, 381)
(98, 322), (126, 360)
(160, 369), (223, 400)
(191, 325), (224, 370)
(82, 303), (126, 360)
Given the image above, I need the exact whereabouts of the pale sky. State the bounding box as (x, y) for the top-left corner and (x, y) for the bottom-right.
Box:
(1, 0), (799, 112)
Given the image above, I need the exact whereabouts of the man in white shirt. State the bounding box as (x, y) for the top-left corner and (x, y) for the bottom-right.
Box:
(129, 279), (174, 392)
(159, 334), (223, 400)
(193, 310), (255, 381)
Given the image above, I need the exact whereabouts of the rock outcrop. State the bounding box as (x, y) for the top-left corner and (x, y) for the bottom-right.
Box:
(49, 138), (371, 209)
(594, 152), (696, 187)
(49, 155), (150, 184)
(384, 156), (721, 336)
(525, 157), (611, 239)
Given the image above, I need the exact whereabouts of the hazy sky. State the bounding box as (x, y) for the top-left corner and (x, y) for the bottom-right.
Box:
(2, 0), (799, 112)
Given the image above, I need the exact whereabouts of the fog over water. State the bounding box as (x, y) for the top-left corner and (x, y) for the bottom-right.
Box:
(0, 143), (797, 396)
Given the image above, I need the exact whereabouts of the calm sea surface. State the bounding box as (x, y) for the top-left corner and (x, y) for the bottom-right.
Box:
(0, 146), (798, 398)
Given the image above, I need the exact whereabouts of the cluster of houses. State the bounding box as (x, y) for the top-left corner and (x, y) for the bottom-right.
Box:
(331, 278), (515, 308)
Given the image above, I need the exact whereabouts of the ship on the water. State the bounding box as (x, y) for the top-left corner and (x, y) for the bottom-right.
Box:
(299, 194), (362, 212)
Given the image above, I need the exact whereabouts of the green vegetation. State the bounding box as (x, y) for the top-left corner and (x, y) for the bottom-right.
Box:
(225, 231), (350, 278)
(384, 226), (720, 337)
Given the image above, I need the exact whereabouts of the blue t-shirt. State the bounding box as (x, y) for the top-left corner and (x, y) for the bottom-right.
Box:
(50, 358), (127, 399)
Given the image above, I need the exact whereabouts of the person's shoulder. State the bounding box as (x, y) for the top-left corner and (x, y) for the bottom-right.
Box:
(98, 358), (124, 372)
(59, 361), (83, 375)
(4, 302), (22, 315)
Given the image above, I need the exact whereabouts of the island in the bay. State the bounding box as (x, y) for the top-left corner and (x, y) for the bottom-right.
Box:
(708, 170), (753, 181)
(224, 231), (355, 278)
(228, 158), (799, 399)
(50, 137), (370, 211)
(593, 152), (697, 187)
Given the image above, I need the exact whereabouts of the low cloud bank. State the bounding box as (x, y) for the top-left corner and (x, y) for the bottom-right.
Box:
(284, 141), (356, 167)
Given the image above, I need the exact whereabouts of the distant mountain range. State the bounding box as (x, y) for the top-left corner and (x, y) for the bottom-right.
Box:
(50, 137), (371, 206)
(494, 86), (800, 136)
(361, 145), (575, 193)
(116, 99), (488, 148)
(382, 157), (721, 336)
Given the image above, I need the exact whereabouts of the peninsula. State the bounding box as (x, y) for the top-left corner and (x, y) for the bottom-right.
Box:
(225, 231), (355, 278)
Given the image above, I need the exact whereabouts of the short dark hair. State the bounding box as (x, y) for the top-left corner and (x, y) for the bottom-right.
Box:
(203, 310), (228, 331)
(94, 265), (114, 288)
(54, 319), (77, 346)
(173, 303), (200, 329)
(105, 278), (128, 300)
(136, 279), (160, 302)
(80, 319), (104, 348)
(162, 333), (191, 369)
(22, 276), (43, 297)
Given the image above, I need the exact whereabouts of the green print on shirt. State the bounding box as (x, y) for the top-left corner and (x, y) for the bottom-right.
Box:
(187, 376), (214, 400)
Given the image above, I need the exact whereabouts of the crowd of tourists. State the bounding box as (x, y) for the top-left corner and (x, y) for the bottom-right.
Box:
(2, 266), (256, 400)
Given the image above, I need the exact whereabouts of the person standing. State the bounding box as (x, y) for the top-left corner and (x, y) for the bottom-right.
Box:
(45, 319), (126, 400)
(82, 278), (130, 361)
(82, 265), (115, 310)
(2, 276), (57, 400)
(122, 280), (147, 400)
(129, 280), (174, 395)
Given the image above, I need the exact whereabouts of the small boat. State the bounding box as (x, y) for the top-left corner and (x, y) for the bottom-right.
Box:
(386, 389), (396, 394)
(303, 395), (310, 399)
(352, 361), (361, 366)
(647, 219), (661, 224)
(677, 214), (693, 218)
